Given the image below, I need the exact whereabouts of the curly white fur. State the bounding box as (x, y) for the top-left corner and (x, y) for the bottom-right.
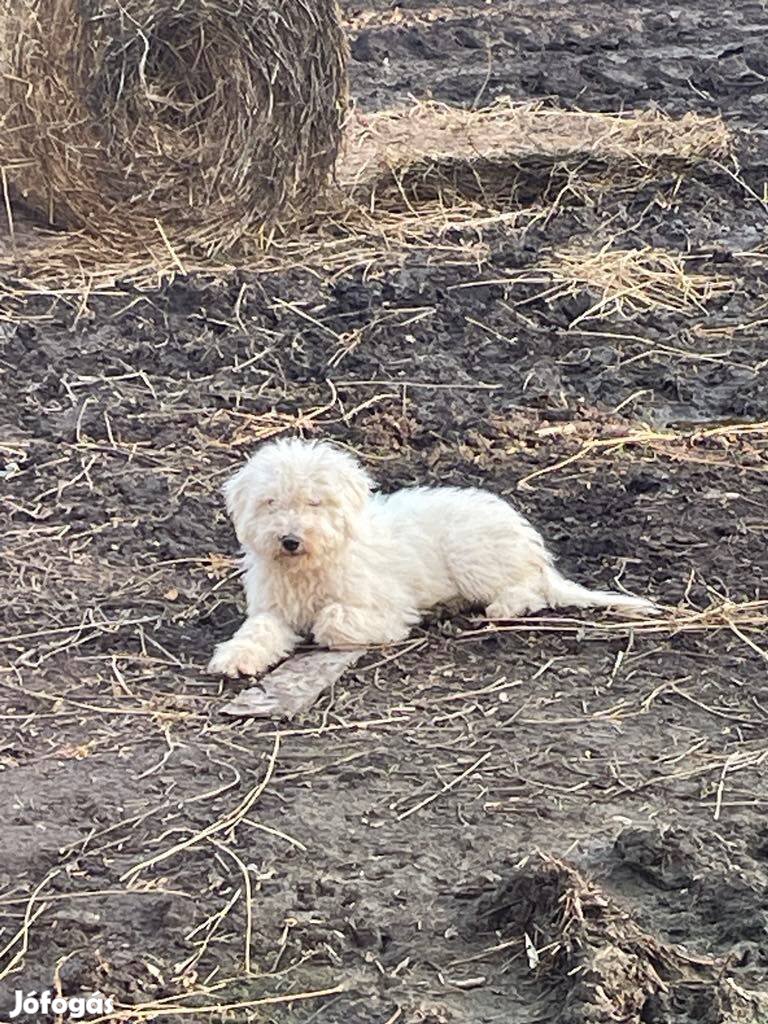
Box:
(208, 438), (656, 677)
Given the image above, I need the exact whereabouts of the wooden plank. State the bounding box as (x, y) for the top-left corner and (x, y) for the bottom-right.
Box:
(220, 649), (365, 719)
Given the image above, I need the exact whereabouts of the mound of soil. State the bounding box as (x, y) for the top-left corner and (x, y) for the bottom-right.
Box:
(479, 849), (766, 1024)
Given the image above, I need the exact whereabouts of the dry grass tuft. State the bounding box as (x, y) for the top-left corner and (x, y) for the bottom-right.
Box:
(0, 0), (348, 256)
(512, 420), (768, 490)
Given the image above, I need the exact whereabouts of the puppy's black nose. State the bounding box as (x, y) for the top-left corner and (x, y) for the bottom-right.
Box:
(281, 535), (300, 553)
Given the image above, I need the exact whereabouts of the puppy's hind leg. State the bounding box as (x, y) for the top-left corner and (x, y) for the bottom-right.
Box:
(313, 603), (416, 648)
(486, 585), (548, 620)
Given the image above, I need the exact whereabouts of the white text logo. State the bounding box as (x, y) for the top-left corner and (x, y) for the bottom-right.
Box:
(9, 990), (115, 1019)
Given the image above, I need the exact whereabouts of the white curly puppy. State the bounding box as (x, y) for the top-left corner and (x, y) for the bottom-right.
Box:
(208, 438), (656, 676)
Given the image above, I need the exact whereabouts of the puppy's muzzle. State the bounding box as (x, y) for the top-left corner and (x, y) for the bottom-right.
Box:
(280, 534), (301, 554)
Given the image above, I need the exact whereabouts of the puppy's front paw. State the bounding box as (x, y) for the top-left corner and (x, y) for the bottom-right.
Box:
(207, 640), (273, 678)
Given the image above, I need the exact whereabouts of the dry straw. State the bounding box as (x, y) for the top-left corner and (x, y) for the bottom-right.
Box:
(338, 100), (731, 206)
(0, 0), (348, 256)
(515, 243), (735, 324)
(0, 97), (732, 294)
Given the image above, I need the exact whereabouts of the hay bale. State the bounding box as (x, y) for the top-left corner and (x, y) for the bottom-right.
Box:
(0, 0), (348, 255)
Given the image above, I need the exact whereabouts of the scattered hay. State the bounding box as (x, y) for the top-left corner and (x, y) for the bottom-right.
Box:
(0, 99), (731, 295)
(460, 598), (768, 645)
(0, 0), (348, 256)
(338, 100), (731, 207)
(512, 420), (768, 490)
(514, 244), (735, 325)
(480, 854), (767, 1023)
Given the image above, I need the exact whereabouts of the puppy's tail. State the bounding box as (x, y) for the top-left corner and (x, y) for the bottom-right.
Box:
(544, 567), (658, 616)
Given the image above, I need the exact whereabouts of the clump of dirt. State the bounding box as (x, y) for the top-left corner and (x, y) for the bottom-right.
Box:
(478, 854), (766, 1024)
(608, 827), (768, 989)
(612, 826), (700, 891)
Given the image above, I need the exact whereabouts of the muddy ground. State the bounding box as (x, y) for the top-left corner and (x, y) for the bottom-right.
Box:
(2, 1), (768, 1022)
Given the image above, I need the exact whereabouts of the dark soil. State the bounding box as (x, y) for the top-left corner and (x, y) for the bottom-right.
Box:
(1, 1), (767, 1022)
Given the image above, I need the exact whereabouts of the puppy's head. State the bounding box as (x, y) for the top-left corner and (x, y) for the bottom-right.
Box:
(222, 438), (373, 564)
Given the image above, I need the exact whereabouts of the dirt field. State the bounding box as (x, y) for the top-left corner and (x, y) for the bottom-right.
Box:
(2, 1), (768, 1022)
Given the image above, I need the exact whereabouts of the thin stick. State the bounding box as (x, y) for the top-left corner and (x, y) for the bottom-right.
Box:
(121, 734), (281, 881)
(0, 870), (59, 981)
(88, 984), (346, 1022)
(397, 751), (492, 820)
(1, 167), (14, 246)
(208, 838), (255, 975)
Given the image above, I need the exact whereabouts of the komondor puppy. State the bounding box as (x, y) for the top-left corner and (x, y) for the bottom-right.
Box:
(208, 438), (656, 677)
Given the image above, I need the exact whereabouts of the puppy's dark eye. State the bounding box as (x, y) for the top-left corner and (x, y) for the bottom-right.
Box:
(263, 498), (275, 507)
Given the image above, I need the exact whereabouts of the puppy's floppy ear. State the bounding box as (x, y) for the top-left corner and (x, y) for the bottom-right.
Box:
(222, 463), (252, 543)
(335, 454), (373, 515)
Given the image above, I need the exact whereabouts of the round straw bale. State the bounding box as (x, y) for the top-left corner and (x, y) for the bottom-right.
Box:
(0, 0), (348, 255)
